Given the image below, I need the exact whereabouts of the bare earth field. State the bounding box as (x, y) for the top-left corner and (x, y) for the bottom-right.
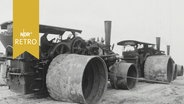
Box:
(0, 76), (183, 104)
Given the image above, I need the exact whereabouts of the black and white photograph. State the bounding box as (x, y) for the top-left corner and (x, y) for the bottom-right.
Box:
(0, 0), (184, 104)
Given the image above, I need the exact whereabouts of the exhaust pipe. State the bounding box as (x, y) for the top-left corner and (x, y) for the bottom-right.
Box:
(104, 21), (111, 50)
(167, 45), (170, 55)
(156, 37), (160, 51)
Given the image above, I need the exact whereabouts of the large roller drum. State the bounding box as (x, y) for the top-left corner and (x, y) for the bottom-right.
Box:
(144, 55), (173, 83)
(177, 65), (184, 76)
(109, 61), (138, 90)
(172, 64), (177, 80)
(46, 54), (108, 104)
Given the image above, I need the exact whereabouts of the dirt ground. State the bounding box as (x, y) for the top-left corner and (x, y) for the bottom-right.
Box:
(0, 76), (183, 104)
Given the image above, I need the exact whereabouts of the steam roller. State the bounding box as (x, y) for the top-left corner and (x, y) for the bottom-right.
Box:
(144, 55), (173, 83)
(1, 20), (175, 104)
(0, 20), (138, 104)
(46, 54), (108, 104)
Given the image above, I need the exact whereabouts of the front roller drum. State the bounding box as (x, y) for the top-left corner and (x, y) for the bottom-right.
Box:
(46, 54), (108, 104)
(177, 65), (183, 76)
(109, 62), (138, 90)
(144, 55), (173, 83)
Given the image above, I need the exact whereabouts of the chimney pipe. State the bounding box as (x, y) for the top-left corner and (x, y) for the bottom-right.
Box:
(167, 45), (170, 55)
(156, 37), (160, 51)
(104, 21), (111, 50)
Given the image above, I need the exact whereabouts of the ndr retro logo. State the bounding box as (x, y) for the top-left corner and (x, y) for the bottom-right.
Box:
(15, 29), (37, 45)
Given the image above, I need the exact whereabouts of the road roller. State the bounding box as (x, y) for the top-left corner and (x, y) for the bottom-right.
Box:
(117, 37), (175, 83)
(0, 20), (177, 103)
(0, 21), (139, 104)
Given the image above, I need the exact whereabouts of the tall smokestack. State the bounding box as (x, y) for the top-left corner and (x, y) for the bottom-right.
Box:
(167, 45), (170, 55)
(156, 37), (160, 51)
(104, 21), (111, 50)
(105, 21), (111, 50)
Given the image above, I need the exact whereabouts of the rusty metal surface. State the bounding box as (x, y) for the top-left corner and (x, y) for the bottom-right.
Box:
(109, 62), (138, 90)
(46, 54), (108, 104)
(144, 55), (173, 83)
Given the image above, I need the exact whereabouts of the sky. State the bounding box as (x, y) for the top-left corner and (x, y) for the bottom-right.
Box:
(0, 0), (184, 65)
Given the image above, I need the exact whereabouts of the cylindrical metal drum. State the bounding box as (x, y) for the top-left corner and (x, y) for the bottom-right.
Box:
(46, 54), (108, 104)
(109, 61), (138, 90)
(144, 55), (173, 83)
(177, 65), (183, 76)
(172, 64), (177, 80)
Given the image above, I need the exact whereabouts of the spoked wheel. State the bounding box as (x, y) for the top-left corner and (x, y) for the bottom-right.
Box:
(54, 44), (70, 57)
(71, 37), (86, 54)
